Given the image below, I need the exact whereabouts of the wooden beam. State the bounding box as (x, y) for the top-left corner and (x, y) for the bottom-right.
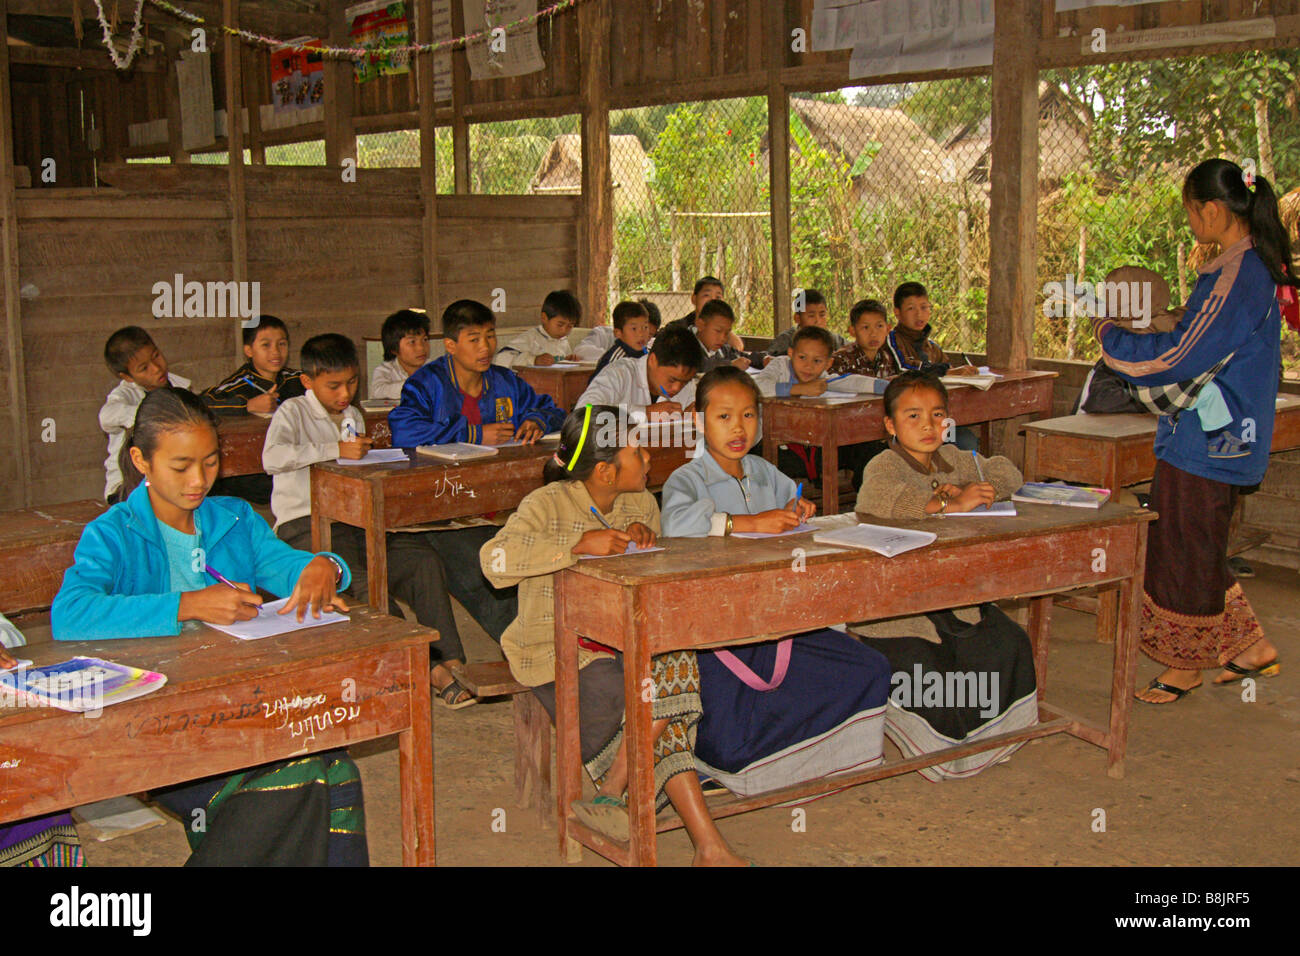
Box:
(449, 0), (470, 194)
(578, 0), (612, 326)
(223, 0), (248, 362)
(416, 0), (438, 312)
(7, 0), (330, 37)
(767, 1), (791, 338)
(44, 71), (71, 185)
(0, 0), (32, 507)
(5, 45), (164, 73)
(986, 0), (1038, 373)
(324, 0), (356, 169)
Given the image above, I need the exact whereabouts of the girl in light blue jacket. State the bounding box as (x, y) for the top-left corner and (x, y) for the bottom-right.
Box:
(51, 387), (367, 866)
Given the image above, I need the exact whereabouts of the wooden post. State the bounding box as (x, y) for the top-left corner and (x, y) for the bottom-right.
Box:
(164, 29), (190, 164)
(243, 47), (266, 165)
(578, 0), (612, 325)
(223, 0), (249, 361)
(449, 0), (470, 194)
(985, 0), (1038, 462)
(324, 0), (357, 170)
(0, 0), (31, 507)
(416, 0), (438, 311)
(986, 0), (1038, 373)
(767, 2), (792, 337)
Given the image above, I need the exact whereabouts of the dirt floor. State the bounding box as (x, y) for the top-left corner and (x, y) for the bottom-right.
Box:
(80, 562), (1299, 867)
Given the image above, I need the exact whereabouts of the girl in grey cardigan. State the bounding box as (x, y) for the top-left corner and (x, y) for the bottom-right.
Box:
(855, 372), (1023, 519)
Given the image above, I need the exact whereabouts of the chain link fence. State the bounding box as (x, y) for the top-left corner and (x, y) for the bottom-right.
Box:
(1041, 50), (1300, 374)
(470, 115), (579, 194)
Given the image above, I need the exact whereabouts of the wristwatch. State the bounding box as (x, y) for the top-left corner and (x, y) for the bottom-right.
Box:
(934, 490), (950, 514)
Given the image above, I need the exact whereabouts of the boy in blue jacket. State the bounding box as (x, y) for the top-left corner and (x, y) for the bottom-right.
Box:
(389, 299), (566, 447)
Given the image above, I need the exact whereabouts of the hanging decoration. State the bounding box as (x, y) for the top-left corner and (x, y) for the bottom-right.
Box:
(92, 0), (148, 70)
(140, 0), (581, 62)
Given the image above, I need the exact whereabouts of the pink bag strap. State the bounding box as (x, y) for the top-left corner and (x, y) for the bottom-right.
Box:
(712, 638), (793, 691)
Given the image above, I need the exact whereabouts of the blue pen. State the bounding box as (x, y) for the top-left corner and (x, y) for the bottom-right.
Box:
(825, 373), (852, 383)
(589, 505), (614, 530)
(205, 564), (262, 614)
(658, 384), (671, 401)
(794, 481), (803, 517)
(240, 375), (271, 394)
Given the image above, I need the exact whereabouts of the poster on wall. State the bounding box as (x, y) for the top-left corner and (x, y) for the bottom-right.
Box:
(177, 49), (215, 151)
(462, 0), (545, 80)
(270, 38), (325, 112)
(347, 0), (413, 83)
(811, 0), (994, 79)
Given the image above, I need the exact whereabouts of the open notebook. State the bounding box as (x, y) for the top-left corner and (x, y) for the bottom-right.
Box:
(812, 523), (937, 557)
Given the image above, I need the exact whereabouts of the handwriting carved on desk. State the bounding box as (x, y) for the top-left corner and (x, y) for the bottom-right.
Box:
(432, 469), (475, 499)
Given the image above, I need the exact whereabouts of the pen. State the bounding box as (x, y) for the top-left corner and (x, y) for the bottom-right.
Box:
(205, 564), (261, 613)
(825, 373), (852, 383)
(240, 375), (271, 394)
(972, 450), (989, 510)
(658, 384), (671, 401)
(794, 482), (803, 518)
(589, 505), (614, 530)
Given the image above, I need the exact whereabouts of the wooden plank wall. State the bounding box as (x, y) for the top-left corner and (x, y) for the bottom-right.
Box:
(12, 168), (577, 507)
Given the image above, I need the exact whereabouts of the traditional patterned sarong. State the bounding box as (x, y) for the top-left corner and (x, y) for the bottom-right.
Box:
(587, 651), (703, 812)
(152, 749), (367, 867)
(1141, 459), (1265, 670)
(0, 814), (85, 867)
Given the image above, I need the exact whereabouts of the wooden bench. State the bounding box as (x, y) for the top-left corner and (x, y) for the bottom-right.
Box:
(450, 661), (552, 826)
(0, 500), (105, 621)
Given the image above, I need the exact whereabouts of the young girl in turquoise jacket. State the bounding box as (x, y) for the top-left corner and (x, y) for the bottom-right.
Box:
(51, 387), (367, 865)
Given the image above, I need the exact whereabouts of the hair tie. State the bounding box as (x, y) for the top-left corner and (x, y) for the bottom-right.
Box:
(565, 405), (594, 471)
(552, 452), (565, 466)
(1242, 168), (1256, 191)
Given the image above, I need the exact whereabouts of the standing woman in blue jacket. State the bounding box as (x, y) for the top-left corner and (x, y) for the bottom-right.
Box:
(51, 387), (369, 864)
(1091, 159), (1297, 703)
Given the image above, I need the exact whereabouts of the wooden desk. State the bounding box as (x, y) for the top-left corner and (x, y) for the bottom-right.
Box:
(218, 410), (393, 478)
(0, 606), (436, 866)
(761, 370), (1057, 514)
(553, 502), (1153, 866)
(310, 437), (695, 609)
(1022, 394), (1300, 488)
(514, 364), (598, 411)
(0, 500), (105, 615)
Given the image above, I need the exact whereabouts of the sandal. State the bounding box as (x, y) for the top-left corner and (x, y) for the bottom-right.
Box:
(1213, 658), (1280, 685)
(434, 677), (477, 710)
(570, 794), (628, 842)
(1137, 678), (1200, 704)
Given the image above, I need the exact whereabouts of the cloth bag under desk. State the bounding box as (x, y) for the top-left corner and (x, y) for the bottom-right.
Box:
(856, 605), (1038, 782)
(693, 628), (891, 798)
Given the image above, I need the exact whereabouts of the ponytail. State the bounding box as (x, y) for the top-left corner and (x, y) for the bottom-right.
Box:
(542, 404), (624, 484)
(1183, 159), (1299, 289)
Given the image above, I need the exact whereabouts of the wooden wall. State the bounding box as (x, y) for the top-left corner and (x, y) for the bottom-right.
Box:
(11, 168), (577, 507)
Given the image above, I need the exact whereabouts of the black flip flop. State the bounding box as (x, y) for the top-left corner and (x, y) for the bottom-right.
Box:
(1137, 679), (1199, 704)
(1213, 658), (1280, 684)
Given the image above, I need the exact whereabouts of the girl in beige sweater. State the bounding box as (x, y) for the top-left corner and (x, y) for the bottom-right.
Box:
(855, 372), (1023, 518)
(481, 403), (747, 865)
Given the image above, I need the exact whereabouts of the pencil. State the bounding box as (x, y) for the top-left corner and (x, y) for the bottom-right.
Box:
(972, 450), (989, 510)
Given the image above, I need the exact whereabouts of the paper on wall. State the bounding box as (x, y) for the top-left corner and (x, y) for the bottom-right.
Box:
(177, 49), (214, 152)
(463, 0), (546, 80)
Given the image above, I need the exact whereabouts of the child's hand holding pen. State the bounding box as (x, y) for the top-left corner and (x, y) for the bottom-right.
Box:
(951, 482), (996, 512)
(338, 435), (373, 459)
(181, 578), (264, 626)
(246, 385), (278, 414)
(787, 483), (816, 523)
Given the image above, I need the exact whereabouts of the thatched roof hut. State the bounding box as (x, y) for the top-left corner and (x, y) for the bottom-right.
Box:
(530, 133), (651, 212)
(943, 82), (1091, 189)
(774, 98), (952, 206)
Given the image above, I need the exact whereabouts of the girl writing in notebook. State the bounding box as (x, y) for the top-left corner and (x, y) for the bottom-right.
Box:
(659, 367), (892, 796)
(51, 387), (368, 866)
(855, 371), (1022, 518)
(480, 403), (748, 866)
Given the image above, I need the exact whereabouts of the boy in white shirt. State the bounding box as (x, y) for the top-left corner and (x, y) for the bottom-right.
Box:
(494, 290), (582, 368)
(370, 308), (431, 401)
(265, 333), (511, 709)
(99, 326), (191, 503)
(575, 325), (703, 422)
